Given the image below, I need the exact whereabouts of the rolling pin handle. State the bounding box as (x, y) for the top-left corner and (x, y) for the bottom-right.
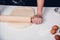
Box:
(31, 17), (33, 23)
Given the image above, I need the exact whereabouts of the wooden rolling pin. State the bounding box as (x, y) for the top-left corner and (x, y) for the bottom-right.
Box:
(0, 16), (32, 23)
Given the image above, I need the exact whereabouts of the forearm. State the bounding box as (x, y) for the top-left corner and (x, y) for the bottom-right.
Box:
(37, 0), (44, 16)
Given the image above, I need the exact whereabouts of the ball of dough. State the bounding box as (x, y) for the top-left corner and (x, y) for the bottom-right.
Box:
(55, 35), (60, 40)
(52, 25), (59, 30)
(50, 30), (56, 34)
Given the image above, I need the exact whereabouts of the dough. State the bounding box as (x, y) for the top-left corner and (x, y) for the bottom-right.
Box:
(8, 7), (34, 29)
(10, 7), (34, 17)
(7, 23), (32, 29)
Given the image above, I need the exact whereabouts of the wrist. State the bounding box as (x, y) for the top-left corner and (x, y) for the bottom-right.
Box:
(35, 14), (42, 18)
(37, 12), (42, 17)
(37, 11), (42, 16)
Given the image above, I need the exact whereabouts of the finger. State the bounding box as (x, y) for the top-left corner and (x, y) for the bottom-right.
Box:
(37, 18), (42, 24)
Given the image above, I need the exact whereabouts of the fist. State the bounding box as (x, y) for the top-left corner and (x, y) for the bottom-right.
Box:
(31, 15), (42, 24)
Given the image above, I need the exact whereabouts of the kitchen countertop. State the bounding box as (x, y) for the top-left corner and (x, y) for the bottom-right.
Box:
(0, 6), (60, 40)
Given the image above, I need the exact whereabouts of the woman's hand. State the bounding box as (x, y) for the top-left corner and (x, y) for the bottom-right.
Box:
(31, 15), (42, 24)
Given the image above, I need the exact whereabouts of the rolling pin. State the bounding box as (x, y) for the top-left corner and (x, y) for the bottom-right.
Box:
(0, 16), (32, 23)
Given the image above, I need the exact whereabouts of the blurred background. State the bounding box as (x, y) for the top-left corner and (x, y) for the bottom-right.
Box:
(0, 0), (60, 7)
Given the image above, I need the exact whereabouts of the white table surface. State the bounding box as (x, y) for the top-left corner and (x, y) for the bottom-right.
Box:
(0, 6), (60, 40)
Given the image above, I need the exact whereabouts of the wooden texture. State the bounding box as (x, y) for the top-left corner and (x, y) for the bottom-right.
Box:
(0, 16), (31, 23)
(0, 7), (34, 23)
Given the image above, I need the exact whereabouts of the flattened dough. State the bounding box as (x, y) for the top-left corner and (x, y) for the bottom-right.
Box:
(10, 7), (34, 17)
(8, 7), (34, 29)
(7, 23), (32, 29)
